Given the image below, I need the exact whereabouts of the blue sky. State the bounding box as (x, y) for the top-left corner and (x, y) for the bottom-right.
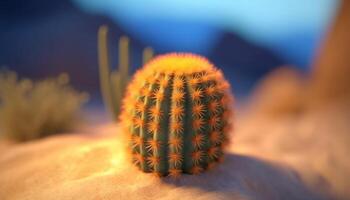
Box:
(73, 0), (340, 67)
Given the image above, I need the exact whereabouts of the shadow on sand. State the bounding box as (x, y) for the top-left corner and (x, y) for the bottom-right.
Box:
(161, 153), (329, 200)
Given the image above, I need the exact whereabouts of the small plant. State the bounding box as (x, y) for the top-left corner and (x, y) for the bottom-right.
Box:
(0, 71), (88, 141)
(98, 25), (154, 120)
(120, 53), (234, 177)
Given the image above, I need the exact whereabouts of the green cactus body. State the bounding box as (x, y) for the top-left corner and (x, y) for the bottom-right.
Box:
(120, 53), (234, 177)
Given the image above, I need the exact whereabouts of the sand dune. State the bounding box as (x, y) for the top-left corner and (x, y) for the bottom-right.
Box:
(0, 123), (329, 200)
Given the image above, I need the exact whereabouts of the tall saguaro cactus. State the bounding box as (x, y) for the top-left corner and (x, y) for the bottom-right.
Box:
(98, 25), (154, 120)
(120, 53), (234, 177)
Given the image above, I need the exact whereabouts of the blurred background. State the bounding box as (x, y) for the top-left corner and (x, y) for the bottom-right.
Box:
(0, 0), (341, 103)
(1, 2), (350, 199)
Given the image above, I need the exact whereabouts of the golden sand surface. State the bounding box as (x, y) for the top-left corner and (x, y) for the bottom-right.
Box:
(1, 66), (349, 200)
(3, 96), (350, 200)
(0, 122), (328, 200)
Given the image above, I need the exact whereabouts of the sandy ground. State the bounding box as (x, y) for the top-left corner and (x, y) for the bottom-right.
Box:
(235, 101), (350, 200)
(0, 70), (349, 200)
(0, 123), (328, 200)
(2, 100), (349, 200)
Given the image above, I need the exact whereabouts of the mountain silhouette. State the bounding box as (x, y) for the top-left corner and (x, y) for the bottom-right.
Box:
(0, 0), (286, 99)
(208, 32), (284, 95)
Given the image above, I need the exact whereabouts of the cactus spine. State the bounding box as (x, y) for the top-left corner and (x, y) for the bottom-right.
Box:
(120, 53), (234, 177)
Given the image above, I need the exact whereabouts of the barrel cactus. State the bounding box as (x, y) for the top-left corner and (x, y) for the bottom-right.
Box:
(120, 53), (234, 177)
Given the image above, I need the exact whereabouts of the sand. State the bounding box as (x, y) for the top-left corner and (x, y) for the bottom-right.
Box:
(0, 122), (329, 200)
(1, 69), (349, 200)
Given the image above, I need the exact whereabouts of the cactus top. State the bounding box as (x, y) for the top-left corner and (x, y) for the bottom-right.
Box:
(120, 53), (234, 177)
(143, 53), (215, 74)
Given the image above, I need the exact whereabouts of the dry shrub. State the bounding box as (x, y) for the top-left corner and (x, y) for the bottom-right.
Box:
(0, 70), (88, 141)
